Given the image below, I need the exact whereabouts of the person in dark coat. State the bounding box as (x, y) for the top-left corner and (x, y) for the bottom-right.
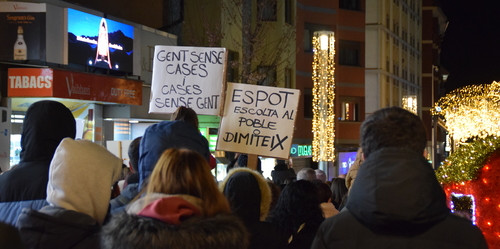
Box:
(267, 180), (324, 249)
(311, 107), (488, 249)
(0, 100), (76, 226)
(221, 167), (287, 249)
(0, 222), (25, 249)
(271, 159), (296, 188)
(17, 138), (122, 249)
(102, 148), (248, 249)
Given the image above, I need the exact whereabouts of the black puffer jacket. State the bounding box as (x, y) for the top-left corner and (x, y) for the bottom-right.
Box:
(102, 211), (249, 249)
(311, 148), (488, 249)
(17, 206), (100, 249)
(0, 101), (76, 226)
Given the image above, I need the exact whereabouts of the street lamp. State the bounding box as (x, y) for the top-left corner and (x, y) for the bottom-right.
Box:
(312, 31), (335, 173)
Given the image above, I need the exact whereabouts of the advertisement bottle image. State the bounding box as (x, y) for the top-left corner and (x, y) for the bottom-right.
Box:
(13, 26), (27, 60)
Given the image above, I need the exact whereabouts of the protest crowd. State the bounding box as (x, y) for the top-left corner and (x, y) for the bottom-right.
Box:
(0, 101), (488, 249)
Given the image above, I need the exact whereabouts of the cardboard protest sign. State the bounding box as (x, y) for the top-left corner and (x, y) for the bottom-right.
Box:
(149, 46), (226, 115)
(217, 83), (300, 159)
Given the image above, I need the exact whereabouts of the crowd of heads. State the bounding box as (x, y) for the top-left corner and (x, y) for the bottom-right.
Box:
(0, 103), (488, 249)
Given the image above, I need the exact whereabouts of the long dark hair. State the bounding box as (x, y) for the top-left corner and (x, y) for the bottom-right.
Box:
(330, 177), (348, 210)
(266, 180), (324, 235)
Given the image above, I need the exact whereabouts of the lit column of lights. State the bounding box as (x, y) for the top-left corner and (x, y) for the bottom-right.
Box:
(312, 31), (335, 162)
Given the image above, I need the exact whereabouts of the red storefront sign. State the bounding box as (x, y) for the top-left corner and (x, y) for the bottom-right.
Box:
(8, 68), (142, 105)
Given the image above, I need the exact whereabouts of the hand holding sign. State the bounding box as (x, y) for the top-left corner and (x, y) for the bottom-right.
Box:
(149, 46), (227, 115)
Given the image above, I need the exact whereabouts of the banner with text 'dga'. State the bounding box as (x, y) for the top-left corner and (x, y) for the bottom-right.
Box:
(217, 83), (300, 159)
(149, 46), (226, 115)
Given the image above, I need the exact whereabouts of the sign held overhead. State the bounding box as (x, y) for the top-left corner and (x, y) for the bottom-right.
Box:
(149, 46), (227, 115)
(217, 83), (300, 159)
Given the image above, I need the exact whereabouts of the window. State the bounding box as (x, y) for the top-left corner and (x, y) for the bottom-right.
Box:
(258, 0), (277, 21)
(285, 0), (294, 25)
(227, 50), (239, 82)
(303, 88), (313, 119)
(257, 66), (276, 86)
(339, 97), (361, 121)
(339, 40), (361, 66)
(304, 23), (332, 52)
(340, 0), (361, 11)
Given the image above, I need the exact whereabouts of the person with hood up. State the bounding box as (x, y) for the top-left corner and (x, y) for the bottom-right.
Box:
(17, 138), (122, 249)
(109, 115), (211, 214)
(311, 107), (488, 249)
(101, 148), (248, 249)
(221, 167), (287, 249)
(0, 100), (76, 226)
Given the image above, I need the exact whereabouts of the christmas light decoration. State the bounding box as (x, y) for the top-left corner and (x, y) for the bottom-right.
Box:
(432, 81), (500, 143)
(433, 81), (500, 248)
(311, 31), (335, 162)
(402, 95), (417, 114)
(436, 136), (500, 184)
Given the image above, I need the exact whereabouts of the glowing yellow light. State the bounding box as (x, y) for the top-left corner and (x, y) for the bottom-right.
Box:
(433, 81), (500, 143)
(312, 31), (335, 162)
(402, 95), (417, 114)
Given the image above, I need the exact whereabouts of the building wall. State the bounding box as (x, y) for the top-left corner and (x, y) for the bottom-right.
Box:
(295, 0), (365, 149)
(365, 0), (422, 115)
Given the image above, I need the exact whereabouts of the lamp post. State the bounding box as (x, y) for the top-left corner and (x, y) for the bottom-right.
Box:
(312, 31), (335, 175)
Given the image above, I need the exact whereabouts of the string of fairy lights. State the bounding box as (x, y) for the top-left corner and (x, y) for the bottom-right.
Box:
(434, 81), (500, 247)
(433, 81), (500, 183)
(311, 31), (336, 162)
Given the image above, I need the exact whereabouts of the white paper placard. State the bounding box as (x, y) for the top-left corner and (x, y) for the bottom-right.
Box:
(217, 83), (300, 159)
(149, 46), (226, 115)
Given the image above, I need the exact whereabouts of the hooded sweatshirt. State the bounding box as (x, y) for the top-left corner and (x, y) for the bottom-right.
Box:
(17, 138), (122, 249)
(109, 120), (210, 214)
(138, 120), (210, 188)
(221, 168), (287, 249)
(0, 100), (76, 226)
(311, 148), (488, 249)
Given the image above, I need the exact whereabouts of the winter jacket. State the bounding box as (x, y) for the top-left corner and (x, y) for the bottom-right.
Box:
(138, 120), (210, 188)
(102, 194), (249, 249)
(311, 148), (488, 249)
(0, 100), (76, 226)
(109, 120), (211, 213)
(221, 168), (287, 249)
(17, 138), (122, 249)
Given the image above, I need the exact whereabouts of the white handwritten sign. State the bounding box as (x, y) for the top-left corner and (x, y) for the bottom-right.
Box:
(217, 83), (300, 159)
(149, 46), (226, 115)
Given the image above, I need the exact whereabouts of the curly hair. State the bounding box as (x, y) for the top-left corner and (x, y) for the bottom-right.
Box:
(266, 180), (324, 235)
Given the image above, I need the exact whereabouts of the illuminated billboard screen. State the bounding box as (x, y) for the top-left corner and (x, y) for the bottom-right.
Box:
(67, 8), (134, 73)
(338, 151), (357, 176)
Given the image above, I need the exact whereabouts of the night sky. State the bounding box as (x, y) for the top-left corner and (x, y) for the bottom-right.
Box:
(440, 0), (500, 93)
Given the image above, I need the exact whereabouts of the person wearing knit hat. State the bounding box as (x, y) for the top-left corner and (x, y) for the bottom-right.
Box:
(17, 138), (122, 249)
(220, 167), (287, 249)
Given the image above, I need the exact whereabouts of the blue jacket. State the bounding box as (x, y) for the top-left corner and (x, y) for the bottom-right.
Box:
(138, 120), (210, 188)
(0, 100), (76, 226)
(109, 120), (210, 213)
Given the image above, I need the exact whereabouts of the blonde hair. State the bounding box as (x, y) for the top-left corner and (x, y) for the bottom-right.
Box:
(345, 147), (364, 191)
(146, 148), (230, 216)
